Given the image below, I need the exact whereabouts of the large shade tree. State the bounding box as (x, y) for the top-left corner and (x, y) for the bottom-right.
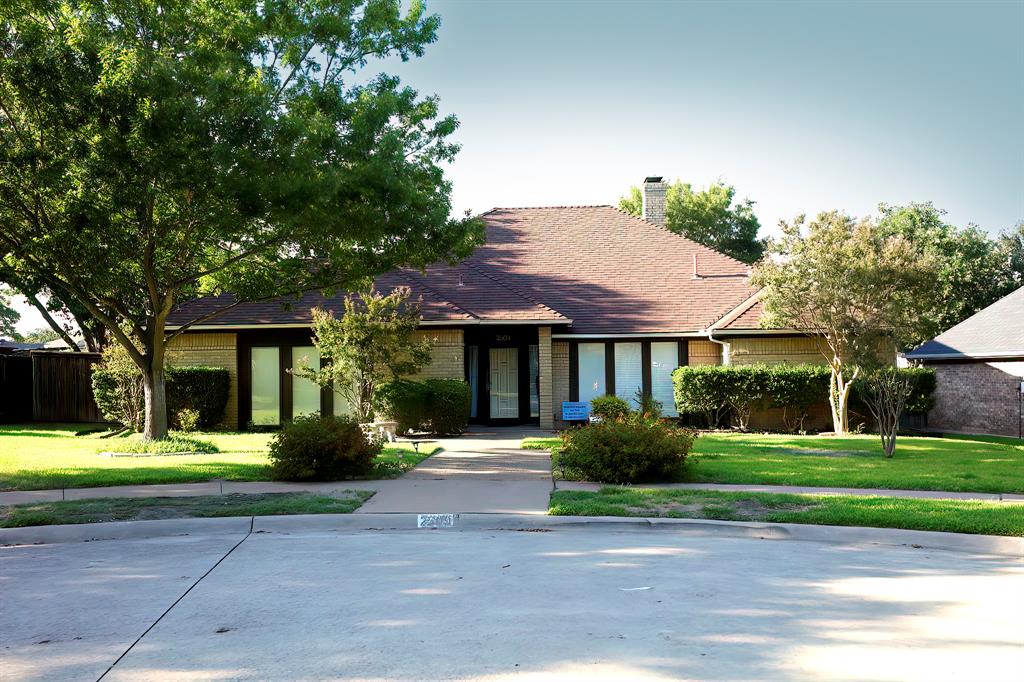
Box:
(0, 0), (482, 439)
(618, 180), (764, 264)
(753, 211), (936, 435)
(876, 203), (1018, 336)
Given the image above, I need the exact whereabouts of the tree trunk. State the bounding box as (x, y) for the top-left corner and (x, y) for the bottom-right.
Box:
(142, 331), (169, 440)
(828, 366), (855, 435)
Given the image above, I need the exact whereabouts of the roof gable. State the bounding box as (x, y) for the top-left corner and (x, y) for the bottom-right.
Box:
(907, 285), (1024, 360)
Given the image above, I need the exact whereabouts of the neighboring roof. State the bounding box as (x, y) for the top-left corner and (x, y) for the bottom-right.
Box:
(907, 285), (1024, 360)
(168, 205), (760, 333)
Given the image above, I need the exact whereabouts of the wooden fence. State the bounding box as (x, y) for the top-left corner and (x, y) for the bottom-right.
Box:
(0, 351), (106, 423)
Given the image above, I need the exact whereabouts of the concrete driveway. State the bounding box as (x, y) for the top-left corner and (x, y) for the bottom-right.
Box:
(356, 427), (555, 514)
(2, 523), (1021, 681)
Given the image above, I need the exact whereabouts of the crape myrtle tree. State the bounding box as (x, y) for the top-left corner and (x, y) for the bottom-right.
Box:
(0, 0), (483, 439)
(753, 211), (936, 436)
(292, 287), (431, 422)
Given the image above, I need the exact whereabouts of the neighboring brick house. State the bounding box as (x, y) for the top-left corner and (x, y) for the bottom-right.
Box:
(906, 286), (1024, 438)
(167, 177), (822, 430)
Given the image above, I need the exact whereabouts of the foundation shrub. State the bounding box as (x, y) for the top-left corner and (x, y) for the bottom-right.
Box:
(268, 415), (380, 481)
(558, 421), (695, 484)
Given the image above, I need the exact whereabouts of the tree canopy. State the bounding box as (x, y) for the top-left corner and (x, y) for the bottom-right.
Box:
(618, 180), (764, 263)
(876, 203), (1019, 337)
(0, 0), (482, 438)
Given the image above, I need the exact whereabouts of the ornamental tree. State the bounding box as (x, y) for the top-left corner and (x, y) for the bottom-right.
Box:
(293, 287), (431, 422)
(0, 0), (481, 439)
(753, 211), (936, 436)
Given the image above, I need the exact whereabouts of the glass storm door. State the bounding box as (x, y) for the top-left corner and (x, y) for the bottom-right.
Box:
(489, 347), (519, 419)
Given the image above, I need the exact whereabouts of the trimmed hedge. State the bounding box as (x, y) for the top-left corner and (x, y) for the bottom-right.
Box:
(92, 365), (230, 430)
(672, 363), (935, 432)
(852, 366), (936, 416)
(166, 367), (231, 429)
(375, 378), (472, 435)
(590, 395), (631, 422)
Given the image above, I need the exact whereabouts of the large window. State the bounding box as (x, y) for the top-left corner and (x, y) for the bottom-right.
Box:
(578, 343), (606, 403)
(251, 347), (280, 426)
(291, 346), (321, 418)
(650, 342), (679, 417)
(614, 342), (643, 408)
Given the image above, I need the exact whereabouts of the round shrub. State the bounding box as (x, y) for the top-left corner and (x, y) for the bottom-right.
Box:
(590, 394), (631, 422)
(268, 415), (381, 481)
(558, 421), (696, 484)
(374, 379), (429, 434)
(424, 379), (472, 435)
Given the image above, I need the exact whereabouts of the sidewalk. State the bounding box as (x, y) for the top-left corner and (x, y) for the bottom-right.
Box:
(4, 478), (1022, 508)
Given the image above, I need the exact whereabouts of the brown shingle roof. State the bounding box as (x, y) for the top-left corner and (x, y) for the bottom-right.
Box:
(168, 205), (760, 333)
(463, 206), (757, 334)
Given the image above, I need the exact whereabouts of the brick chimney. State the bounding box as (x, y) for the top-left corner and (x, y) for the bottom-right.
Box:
(642, 176), (667, 226)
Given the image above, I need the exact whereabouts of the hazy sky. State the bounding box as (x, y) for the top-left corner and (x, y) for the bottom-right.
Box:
(388, 0), (1023, 234)
(7, 0), (1023, 333)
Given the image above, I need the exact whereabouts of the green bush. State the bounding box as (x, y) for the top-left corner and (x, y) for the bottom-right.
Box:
(424, 379), (472, 435)
(93, 362), (230, 431)
(374, 379), (429, 434)
(176, 408), (201, 433)
(558, 421), (695, 484)
(672, 365), (736, 428)
(268, 415), (381, 481)
(100, 433), (218, 454)
(590, 394), (631, 422)
(764, 364), (832, 432)
(851, 366), (937, 416)
(375, 379), (471, 435)
(166, 367), (231, 429)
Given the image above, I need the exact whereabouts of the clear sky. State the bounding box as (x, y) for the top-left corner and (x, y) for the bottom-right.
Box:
(7, 0), (1023, 334)
(387, 0), (1023, 234)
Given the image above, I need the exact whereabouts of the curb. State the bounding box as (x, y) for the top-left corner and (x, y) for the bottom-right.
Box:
(0, 516), (252, 547)
(2, 512), (1021, 557)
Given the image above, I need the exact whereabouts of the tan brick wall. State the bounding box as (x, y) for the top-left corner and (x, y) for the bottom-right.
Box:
(728, 336), (825, 366)
(552, 341), (570, 428)
(928, 360), (1023, 437)
(538, 327), (553, 429)
(688, 340), (722, 365)
(167, 333), (238, 430)
(406, 329), (465, 381)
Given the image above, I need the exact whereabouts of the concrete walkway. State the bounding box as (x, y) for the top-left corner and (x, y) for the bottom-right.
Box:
(356, 427), (556, 514)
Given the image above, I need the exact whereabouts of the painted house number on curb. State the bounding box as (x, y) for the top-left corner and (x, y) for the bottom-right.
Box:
(418, 513), (458, 528)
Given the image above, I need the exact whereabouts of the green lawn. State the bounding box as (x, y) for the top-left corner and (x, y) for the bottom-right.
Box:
(0, 490), (373, 528)
(527, 432), (1024, 494)
(549, 487), (1024, 536)
(0, 424), (438, 490)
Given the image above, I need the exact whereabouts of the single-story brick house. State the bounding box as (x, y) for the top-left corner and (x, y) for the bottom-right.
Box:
(906, 285), (1024, 438)
(167, 178), (825, 430)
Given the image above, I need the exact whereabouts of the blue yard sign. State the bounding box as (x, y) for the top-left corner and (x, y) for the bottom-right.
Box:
(561, 401), (590, 422)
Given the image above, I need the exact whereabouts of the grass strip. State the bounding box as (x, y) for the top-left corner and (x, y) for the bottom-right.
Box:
(0, 490), (374, 528)
(549, 487), (1024, 536)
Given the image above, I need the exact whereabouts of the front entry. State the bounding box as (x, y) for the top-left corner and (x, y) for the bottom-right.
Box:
(466, 327), (540, 426)
(489, 347), (520, 419)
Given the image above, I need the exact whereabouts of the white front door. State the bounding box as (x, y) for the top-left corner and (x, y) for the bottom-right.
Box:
(489, 347), (519, 419)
